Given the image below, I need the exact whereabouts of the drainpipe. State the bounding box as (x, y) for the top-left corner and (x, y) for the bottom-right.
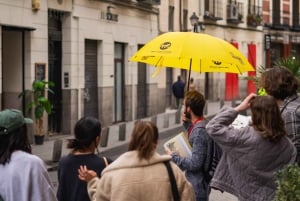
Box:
(179, 0), (182, 31)
(22, 30), (25, 114)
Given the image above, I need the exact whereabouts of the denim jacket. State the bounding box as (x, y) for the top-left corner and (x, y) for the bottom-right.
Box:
(171, 121), (212, 199)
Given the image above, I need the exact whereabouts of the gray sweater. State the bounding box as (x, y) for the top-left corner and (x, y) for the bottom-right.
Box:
(206, 106), (296, 201)
(0, 151), (57, 201)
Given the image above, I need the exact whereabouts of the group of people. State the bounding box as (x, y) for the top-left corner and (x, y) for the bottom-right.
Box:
(0, 66), (299, 201)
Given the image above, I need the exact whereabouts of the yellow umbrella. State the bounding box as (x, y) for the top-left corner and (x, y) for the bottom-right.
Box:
(130, 32), (255, 85)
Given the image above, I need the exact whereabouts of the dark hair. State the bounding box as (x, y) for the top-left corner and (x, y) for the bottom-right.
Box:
(184, 90), (206, 117)
(0, 124), (31, 165)
(128, 121), (158, 160)
(67, 117), (101, 151)
(261, 66), (299, 100)
(250, 96), (286, 142)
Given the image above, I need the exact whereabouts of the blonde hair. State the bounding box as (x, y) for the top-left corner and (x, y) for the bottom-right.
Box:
(128, 121), (158, 160)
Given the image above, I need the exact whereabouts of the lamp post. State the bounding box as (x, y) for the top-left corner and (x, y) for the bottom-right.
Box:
(189, 12), (209, 99)
(190, 12), (199, 33)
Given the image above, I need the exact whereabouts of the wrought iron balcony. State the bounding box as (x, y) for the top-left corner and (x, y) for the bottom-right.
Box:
(204, 0), (223, 21)
(269, 11), (290, 30)
(292, 13), (300, 31)
(226, 2), (244, 24)
(136, 0), (160, 5)
(246, 5), (262, 27)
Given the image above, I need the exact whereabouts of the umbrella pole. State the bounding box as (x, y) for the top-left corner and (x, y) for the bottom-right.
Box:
(187, 58), (192, 91)
(183, 59), (192, 121)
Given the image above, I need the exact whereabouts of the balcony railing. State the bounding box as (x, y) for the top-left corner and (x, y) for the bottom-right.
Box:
(246, 5), (262, 27)
(270, 10), (290, 30)
(226, 2), (244, 24)
(204, 0), (223, 21)
(136, 0), (161, 5)
(292, 13), (300, 31)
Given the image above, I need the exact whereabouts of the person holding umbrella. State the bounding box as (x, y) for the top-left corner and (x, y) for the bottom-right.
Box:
(166, 90), (212, 201)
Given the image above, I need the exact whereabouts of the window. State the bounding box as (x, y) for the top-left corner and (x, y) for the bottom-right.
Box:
(183, 9), (188, 31)
(272, 0), (281, 25)
(169, 6), (174, 31)
(293, 0), (300, 27)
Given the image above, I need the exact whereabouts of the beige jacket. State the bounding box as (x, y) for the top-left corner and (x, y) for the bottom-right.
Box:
(87, 151), (196, 201)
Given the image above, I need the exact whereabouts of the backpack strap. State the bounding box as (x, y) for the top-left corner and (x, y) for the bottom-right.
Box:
(103, 156), (109, 167)
(163, 161), (180, 201)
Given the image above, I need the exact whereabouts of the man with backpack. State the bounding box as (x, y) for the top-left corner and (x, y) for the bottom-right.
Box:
(165, 90), (221, 201)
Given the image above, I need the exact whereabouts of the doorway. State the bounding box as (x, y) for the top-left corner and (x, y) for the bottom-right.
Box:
(1, 29), (23, 110)
(84, 39), (99, 118)
(48, 10), (63, 134)
(137, 61), (147, 118)
(114, 43), (125, 122)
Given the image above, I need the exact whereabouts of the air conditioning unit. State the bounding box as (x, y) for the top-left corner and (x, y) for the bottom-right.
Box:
(136, 0), (161, 5)
(227, 3), (238, 20)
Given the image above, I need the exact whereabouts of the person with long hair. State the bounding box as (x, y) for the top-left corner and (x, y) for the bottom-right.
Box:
(206, 93), (296, 201)
(261, 66), (300, 165)
(0, 109), (57, 201)
(78, 121), (195, 201)
(57, 116), (111, 201)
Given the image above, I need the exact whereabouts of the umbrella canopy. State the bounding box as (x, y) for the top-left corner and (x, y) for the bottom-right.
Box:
(130, 32), (255, 75)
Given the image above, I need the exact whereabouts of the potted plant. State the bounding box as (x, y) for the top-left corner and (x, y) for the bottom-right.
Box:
(274, 164), (300, 201)
(238, 13), (243, 21)
(247, 14), (262, 26)
(19, 80), (54, 145)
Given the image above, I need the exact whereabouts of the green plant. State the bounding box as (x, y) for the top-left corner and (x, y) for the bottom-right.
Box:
(238, 13), (243, 21)
(274, 164), (300, 201)
(242, 56), (300, 94)
(242, 65), (266, 88)
(19, 80), (54, 135)
(274, 56), (300, 81)
(247, 14), (262, 26)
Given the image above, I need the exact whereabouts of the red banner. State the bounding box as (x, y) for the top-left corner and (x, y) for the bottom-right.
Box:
(225, 42), (239, 100)
(247, 44), (256, 94)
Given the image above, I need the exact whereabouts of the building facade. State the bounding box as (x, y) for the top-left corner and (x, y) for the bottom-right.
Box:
(1, 0), (280, 136)
(263, 0), (300, 68)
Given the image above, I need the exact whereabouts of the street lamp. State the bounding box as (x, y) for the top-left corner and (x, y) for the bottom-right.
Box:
(190, 12), (199, 32)
(189, 12), (205, 33)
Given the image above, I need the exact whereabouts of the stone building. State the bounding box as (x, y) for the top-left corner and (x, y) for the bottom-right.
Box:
(3, 0), (290, 137)
(262, 0), (300, 67)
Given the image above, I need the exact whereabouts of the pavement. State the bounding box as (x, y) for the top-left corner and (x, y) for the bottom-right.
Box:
(31, 100), (239, 201)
